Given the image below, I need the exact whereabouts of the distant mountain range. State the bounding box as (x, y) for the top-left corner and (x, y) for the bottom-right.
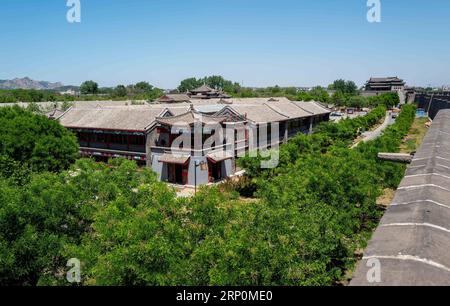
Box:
(0, 77), (66, 90)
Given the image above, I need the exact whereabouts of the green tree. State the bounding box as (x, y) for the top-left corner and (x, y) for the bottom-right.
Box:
(134, 81), (153, 94)
(331, 91), (347, 106)
(114, 85), (128, 97)
(348, 96), (367, 109)
(80, 81), (99, 95)
(330, 79), (358, 95)
(0, 155), (31, 185)
(178, 78), (203, 93)
(309, 86), (330, 103)
(367, 92), (400, 108)
(26, 102), (42, 114)
(177, 76), (241, 94)
(297, 91), (313, 101)
(0, 106), (79, 172)
(203, 75), (241, 93)
(0, 170), (90, 285)
(53, 159), (186, 286)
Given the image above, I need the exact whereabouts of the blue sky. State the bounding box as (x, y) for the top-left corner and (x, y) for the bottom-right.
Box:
(1, 0), (449, 88)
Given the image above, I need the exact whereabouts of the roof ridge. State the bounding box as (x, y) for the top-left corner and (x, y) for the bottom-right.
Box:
(263, 103), (290, 119)
(55, 106), (74, 120)
(216, 105), (248, 121)
(291, 101), (314, 115)
(155, 109), (227, 120)
(143, 108), (173, 131)
(311, 101), (330, 111)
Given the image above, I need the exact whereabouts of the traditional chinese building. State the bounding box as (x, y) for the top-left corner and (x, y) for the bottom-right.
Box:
(56, 97), (331, 187)
(156, 93), (191, 103)
(187, 84), (230, 99)
(365, 77), (406, 92)
(157, 85), (230, 103)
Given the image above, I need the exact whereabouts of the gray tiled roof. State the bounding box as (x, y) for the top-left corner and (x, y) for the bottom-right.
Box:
(350, 110), (450, 286)
(57, 98), (331, 131)
(58, 106), (167, 131)
(157, 94), (191, 103)
(191, 84), (216, 93)
(206, 97), (330, 123)
(228, 104), (288, 124)
(194, 104), (226, 114)
(368, 77), (405, 83)
(207, 150), (234, 162)
(156, 110), (227, 126)
(158, 153), (190, 165)
(294, 101), (331, 115)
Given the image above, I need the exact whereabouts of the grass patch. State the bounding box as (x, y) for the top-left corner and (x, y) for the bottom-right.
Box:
(377, 188), (396, 208)
(400, 117), (429, 153)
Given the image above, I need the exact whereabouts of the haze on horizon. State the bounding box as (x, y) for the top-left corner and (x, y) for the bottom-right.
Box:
(1, 0), (449, 89)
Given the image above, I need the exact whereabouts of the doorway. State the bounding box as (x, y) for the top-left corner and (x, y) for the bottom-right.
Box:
(208, 160), (223, 183)
(167, 163), (188, 185)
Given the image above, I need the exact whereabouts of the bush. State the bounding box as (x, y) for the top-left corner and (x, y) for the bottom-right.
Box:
(0, 155), (31, 185)
(219, 176), (256, 197)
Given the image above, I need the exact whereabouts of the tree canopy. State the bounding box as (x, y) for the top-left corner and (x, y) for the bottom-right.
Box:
(177, 76), (241, 94)
(331, 91), (400, 108)
(134, 81), (154, 94)
(113, 85), (128, 97)
(80, 81), (99, 95)
(0, 106), (79, 173)
(329, 79), (358, 95)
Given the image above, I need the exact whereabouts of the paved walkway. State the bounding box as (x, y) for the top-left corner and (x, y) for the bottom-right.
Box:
(351, 112), (395, 148)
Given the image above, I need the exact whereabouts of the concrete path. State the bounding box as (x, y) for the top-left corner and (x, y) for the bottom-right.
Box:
(351, 112), (395, 148)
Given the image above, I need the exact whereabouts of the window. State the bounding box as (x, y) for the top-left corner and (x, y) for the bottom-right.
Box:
(129, 135), (145, 146)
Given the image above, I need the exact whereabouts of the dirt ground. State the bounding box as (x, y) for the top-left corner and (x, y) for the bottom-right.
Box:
(377, 188), (396, 208)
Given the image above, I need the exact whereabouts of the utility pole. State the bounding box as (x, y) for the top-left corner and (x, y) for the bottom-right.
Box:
(194, 161), (198, 194)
